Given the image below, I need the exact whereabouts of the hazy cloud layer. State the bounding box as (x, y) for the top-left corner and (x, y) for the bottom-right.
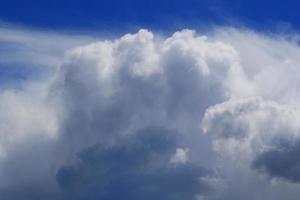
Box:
(1, 27), (300, 199)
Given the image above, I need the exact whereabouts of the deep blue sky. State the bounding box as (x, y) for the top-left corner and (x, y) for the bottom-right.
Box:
(1, 0), (300, 33)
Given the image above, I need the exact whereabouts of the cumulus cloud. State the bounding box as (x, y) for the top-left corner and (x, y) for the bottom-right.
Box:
(1, 26), (300, 200)
(202, 97), (300, 159)
(202, 96), (300, 184)
(201, 97), (300, 199)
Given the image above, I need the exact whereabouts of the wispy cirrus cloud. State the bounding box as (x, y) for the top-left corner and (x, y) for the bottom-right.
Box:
(0, 24), (96, 88)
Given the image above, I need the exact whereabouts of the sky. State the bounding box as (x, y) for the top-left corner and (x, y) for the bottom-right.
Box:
(2, 1), (300, 200)
(1, 0), (300, 32)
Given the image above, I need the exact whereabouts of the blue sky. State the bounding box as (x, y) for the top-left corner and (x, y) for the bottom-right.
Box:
(1, 0), (300, 32)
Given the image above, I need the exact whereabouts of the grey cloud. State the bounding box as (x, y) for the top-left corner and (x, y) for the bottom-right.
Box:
(56, 127), (210, 200)
(253, 138), (300, 183)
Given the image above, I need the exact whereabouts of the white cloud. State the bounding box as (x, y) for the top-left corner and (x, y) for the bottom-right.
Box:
(170, 148), (189, 164)
(214, 28), (300, 103)
(1, 26), (300, 199)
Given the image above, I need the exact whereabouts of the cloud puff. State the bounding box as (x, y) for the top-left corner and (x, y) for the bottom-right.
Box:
(202, 97), (300, 183)
(1, 27), (300, 200)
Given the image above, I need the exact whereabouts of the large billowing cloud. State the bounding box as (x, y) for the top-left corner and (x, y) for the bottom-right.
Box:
(1, 27), (300, 199)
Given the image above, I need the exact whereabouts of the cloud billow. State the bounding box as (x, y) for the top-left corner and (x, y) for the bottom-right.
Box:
(56, 127), (210, 200)
(2, 27), (300, 199)
(53, 29), (232, 199)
